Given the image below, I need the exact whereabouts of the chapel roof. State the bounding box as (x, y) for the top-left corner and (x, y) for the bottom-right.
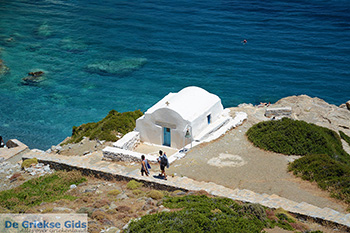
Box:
(146, 86), (221, 122)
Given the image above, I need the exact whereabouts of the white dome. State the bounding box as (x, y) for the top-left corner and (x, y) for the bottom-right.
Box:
(146, 86), (221, 122)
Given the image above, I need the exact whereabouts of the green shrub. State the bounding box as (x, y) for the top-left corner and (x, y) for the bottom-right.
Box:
(65, 109), (143, 144)
(132, 189), (142, 196)
(240, 203), (267, 221)
(125, 195), (298, 232)
(147, 190), (164, 200)
(21, 158), (38, 169)
(107, 189), (121, 196)
(126, 180), (143, 190)
(246, 118), (348, 161)
(289, 154), (350, 203)
(0, 171), (86, 212)
(340, 131), (350, 147)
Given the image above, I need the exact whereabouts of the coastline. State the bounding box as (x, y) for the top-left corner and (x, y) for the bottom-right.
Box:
(2, 94), (349, 156)
(1, 94), (350, 231)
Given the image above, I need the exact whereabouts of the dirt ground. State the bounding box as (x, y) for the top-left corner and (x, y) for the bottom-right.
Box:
(167, 105), (348, 213)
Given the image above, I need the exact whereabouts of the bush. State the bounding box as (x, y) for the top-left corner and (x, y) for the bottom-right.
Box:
(0, 171), (86, 212)
(126, 180), (143, 190)
(340, 131), (350, 147)
(246, 118), (348, 161)
(147, 190), (164, 200)
(240, 203), (267, 221)
(65, 109), (143, 144)
(21, 158), (38, 169)
(289, 154), (350, 203)
(107, 189), (121, 196)
(132, 189), (142, 196)
(125, 195), (300, 232)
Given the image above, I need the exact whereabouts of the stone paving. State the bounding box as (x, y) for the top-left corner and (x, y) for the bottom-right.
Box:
(22, 151), (350, 229)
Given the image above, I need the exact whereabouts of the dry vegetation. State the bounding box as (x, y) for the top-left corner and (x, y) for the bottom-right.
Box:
(0, 170), (346, 232)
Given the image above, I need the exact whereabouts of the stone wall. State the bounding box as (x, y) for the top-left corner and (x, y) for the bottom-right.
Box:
(102, 147), (143, 162)
(112, 131), (140, 150)
(265, 107), (292, 118)
(21, 156), (185, 192)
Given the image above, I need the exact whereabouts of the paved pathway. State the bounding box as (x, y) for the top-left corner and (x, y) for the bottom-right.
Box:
(22, 150), (350, 228)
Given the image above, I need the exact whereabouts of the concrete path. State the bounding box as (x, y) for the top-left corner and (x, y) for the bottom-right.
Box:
(22, 150), (350, 228)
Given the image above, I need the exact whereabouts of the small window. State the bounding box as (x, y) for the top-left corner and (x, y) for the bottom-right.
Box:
(207, 114), (211, 124)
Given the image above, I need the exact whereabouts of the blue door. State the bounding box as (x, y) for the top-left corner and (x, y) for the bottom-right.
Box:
(163, 127), (171, 147)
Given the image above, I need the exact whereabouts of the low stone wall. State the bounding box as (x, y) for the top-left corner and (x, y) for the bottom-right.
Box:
(113, 131), (140, 150)
(102, 147), (143, 162)
(21, 156), (185, 192)
(265, 107), (292, 118)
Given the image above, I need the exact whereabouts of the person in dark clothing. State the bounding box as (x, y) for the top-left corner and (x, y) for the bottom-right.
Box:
(141, 155), (149, 176)
(0, 136), (5, 148)
(158, 150), (169, 180)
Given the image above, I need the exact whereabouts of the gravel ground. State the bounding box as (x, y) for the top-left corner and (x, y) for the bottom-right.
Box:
(167, 105), (348, 213)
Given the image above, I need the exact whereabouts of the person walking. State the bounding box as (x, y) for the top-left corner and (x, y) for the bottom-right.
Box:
(141, 155), (150, 176)
(158, 150), (169, 180)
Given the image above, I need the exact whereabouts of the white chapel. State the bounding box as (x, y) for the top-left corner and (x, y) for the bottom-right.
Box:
(135, 86), (224, 149)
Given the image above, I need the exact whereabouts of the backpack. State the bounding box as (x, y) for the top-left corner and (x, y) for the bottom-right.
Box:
(161, 155), (168, 166)
(146, 159), (151, 169)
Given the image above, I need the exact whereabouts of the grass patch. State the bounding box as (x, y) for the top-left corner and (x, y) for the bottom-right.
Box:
(21, 158), (38, 169)
(64, 109), (143, 144)
(0, 171), (86, 212)
(126, 180), (143, 190)
(125, 195), (303, 232)
(340, 130), (350, 147)
(147, 190), (164, 200)
(107, 189), (121, 196)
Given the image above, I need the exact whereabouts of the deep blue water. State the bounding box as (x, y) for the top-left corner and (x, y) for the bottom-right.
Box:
(0, 0), (349, 150)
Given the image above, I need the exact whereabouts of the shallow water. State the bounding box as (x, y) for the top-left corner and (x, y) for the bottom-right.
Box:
(0, 0), (349, 149)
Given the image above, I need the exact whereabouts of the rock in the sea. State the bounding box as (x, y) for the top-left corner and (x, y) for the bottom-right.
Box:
(60, 37), (87, 52)
(0, 59), (10, 76)
(86, 58), (147, 76)
(21, 70), (45, 85)
(3, 37), (15, 46)
(36, 23), (52, 37)
(346, 100), (350, 111)
(25, 43), (41, 52)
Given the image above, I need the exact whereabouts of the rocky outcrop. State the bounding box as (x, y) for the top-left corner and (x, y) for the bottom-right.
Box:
(86, 58), (147, 76)
(6, 139), (19, 149)
(274, 95), (350, 137)
(0, 59), (10, 76)
(264, 107), (292, 118)
(21, 70), (45, 85)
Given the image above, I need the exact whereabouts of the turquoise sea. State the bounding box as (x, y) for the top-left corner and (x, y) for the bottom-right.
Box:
(0, 0), (349, 150)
